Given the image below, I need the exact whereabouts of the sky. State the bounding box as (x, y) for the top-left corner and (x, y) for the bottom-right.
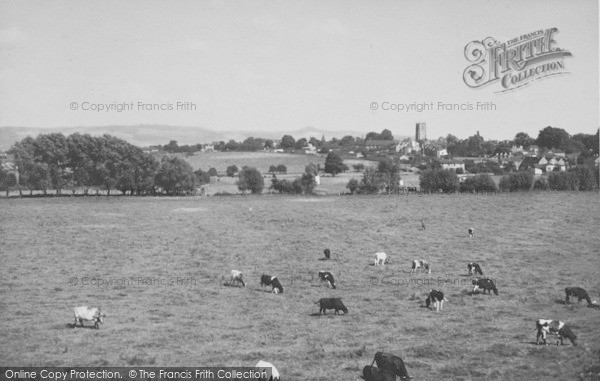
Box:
(0, 0), (598, 141)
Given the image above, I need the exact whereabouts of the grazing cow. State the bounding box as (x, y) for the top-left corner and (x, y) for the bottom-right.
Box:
(73, 306), (104, 329)
(318, 271), (336, 289)
(255, 360), (280, 381)
(472, 277), (498, 295)
(421, 220), (426, 230)
(324, 248), (331, 260)
(467, 262), (483, 276)
(362, 366), (396, 381)
(270, 277), (283, 294)
(410, 260), (430, 274)
(565, 287), (596, 305)
(374, 252), (390, 266)
(468, 227), (474, 238)
(425, 290), (448, 312)
(371, 352), (411, 380)
(315, 297), (348, 315)
(536, 319), (578, 346)
(260, 274), (273, 289)
(230, 270), (246, 287)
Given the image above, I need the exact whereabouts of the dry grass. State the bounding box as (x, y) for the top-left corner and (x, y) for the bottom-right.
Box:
(0, 192), (598, 380)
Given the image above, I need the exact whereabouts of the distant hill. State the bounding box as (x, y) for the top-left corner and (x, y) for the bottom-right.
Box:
(0, 125), (407, 151)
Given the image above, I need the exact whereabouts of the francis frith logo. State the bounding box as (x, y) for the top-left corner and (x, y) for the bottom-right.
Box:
(463, 28), (572, 92)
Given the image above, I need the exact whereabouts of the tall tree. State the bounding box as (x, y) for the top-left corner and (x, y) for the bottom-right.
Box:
(237, 167), (264, 194)
(536, 126), (570, 149)
(324, 152), (345, 176)
(154, 156), (196, 194)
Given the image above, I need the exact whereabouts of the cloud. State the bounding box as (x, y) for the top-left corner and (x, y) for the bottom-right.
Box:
(0, 27), (29, 48)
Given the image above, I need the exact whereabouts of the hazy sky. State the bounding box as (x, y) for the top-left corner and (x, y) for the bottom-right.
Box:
(0, 0), (598, 140)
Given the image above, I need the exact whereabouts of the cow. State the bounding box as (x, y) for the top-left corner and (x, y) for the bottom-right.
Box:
(324, 248), (331, 260)
(565, 287), (596, 305)
(318, 271), (336, 289)
(255, 360), (280, 381)
(374, 252), (390, 266)
(370, 352), (411, 380)
(315, 297), (348, 315)
(536, 319), (578, 346)
(410, 260), (430, 274)
(362, 365), (396, 381)
(468, 227), (474, 237)
(467, 262), (483, 276)
(73, 306), (105, 329)
(425, 290), (448, 312)
(471, 277), (498, 295)
(270, 277), (283, 294)
(230, 270), (246, 287)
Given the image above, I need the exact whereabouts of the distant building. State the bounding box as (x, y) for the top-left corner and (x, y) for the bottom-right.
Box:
(440, 160), (465, 172)
(415, 122), (426, 142)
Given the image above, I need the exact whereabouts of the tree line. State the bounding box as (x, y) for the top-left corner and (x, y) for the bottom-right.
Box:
(0, 133), (219, 196)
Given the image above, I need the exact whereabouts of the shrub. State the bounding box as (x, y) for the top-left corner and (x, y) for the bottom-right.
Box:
(419, 169), (459, 193)
(498, 171), (533, 192)
(460, 174), (497, 192)
(353, 163), (365, 172)
(346, 178), (359, 194)
(226, 165), (238, 177)
(548, 171), (579, 191)
(533, 177), (550, 191)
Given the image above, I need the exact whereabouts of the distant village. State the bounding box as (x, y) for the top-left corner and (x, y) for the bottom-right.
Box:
(1, 122), (598, 190)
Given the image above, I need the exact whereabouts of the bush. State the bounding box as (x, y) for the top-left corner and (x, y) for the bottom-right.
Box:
(499, 171), (533, 192)
(346, 178), (359, 194)
(226, 165), (238, 177)
(460, 174), (497, 192)
(572, 167), (597, 190)
(271, 173), (316, 195)
(237, 167), (264, 194)
(533, 177), (550, 191)
(419, 169), (460, 193)
(353, 163), (365, 172)
(547, 171), (579, 191)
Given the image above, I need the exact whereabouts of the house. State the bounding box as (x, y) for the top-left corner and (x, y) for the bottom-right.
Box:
(440, 160), (465, 172)
(518, 157), (541, 172)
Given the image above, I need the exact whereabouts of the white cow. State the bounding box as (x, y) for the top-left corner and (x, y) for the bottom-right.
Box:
(73, 306), (104, 329)
(230, 270), (246, 287)
(255, 360), (280, 381)
(374, 252), (389, 266)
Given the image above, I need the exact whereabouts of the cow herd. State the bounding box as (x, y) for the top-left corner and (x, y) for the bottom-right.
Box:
(70, 227), (596, 380)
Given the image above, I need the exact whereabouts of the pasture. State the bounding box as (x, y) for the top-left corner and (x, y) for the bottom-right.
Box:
(0, 192), (598, 380)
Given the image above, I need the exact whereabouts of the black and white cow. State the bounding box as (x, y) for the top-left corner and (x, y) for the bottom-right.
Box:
(425, 290), (448, 312)
(468, 227), (474, 238)
(230, 270), (246, 287)
(73, 306), (105, 329)
(467, 262), (483, 276)
(536, 319), (578, 346)
(260, 275), (283, 294)
(370, 352), (411, 380)
(362, 366), (396, 381)
(472, 277), (498, 295)
(255, 360), (280, 381)
(565, 287), (596, 305)
(411, 260), (430, 274)
(318, 271), (336, 289)
(270, 277), (283, 294)
(315, 297), (348, 315)
(374, 252), (390, 266)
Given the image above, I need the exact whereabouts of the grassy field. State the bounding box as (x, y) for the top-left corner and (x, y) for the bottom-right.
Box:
(0, 192), (599, 380)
